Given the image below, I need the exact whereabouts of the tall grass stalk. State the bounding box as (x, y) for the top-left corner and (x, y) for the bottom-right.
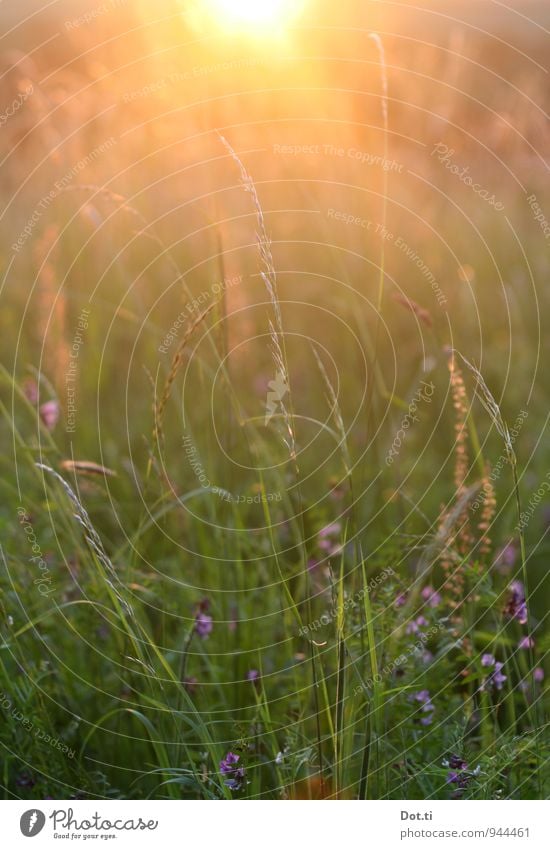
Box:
(219, 133), (328, 790)
(360, 553), (382, 798)
(364, 33), (389, 448)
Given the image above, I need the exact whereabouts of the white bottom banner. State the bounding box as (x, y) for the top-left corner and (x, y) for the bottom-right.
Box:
(1, 800), (548, 848)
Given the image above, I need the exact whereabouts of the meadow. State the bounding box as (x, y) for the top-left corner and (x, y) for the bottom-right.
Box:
(0, 0), (548, 800)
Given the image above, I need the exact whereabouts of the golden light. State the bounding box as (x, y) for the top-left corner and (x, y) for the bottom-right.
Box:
(206, 0), (301, 32)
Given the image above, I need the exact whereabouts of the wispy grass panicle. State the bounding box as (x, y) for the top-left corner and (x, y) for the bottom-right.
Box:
(217, 133), (279, 317)
(453, 351), (515, 462)
(218, 132), (295, 460)
(36, 463), (133, 619)
(34, 463), (171, 708)
(153, 299), (219, 446)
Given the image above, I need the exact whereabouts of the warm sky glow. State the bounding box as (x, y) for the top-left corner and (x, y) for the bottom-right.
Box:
(206, 0), (301, 31)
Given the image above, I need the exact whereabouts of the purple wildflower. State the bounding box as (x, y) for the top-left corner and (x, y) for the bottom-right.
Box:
(504, 581), (528, 625)
(224, 768), (245, 791)
(421, 586), (442, 607)
(219, 751), (245, 791)
(480, 655), (507, 691)
(406, 615), (428, 635)
(195, 612), (213, 639)
(414, 689), (430, 702)
(247, 669), (260, 683)
(492, 662), (507, 689)
(394, 592), (407, 608)
(446, 771), (470, 791)
(534, 667), (544, 683)
(220, 751), (240, 774)
(444, 755), (476, 796)
(518, 636), (535, 650)
(411, 689), (435, 725)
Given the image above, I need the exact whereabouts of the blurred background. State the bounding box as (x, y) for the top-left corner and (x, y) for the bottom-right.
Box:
(0, 0), (548, 550)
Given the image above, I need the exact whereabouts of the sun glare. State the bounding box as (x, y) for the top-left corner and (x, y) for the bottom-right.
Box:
(207, 0), (300, 31)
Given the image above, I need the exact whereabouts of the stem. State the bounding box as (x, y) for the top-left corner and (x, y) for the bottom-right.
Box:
(511, 461), (537, 716)
(364, 34), (389, 450)
(361, 555), (382, 798)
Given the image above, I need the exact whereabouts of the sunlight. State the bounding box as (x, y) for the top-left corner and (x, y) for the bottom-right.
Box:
(206, 0), (300, 32)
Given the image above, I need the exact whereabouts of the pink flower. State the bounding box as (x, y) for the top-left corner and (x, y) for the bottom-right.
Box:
(39, 400), (60, 431)
(406, 615), (428, 635)
(421, 586), (442, 607)
(317, 522), (343, 557)
(318, 522), (341, 538)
